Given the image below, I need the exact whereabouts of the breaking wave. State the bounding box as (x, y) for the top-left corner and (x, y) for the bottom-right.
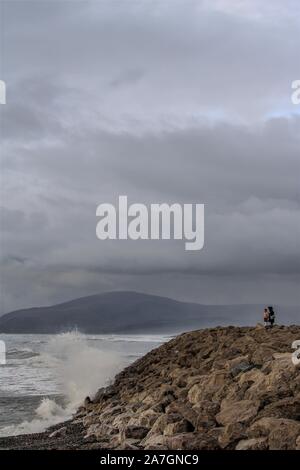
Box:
(2, 331), (124, 436)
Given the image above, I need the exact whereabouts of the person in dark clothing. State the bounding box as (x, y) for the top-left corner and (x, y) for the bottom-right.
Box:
(268, 306), (275, 327)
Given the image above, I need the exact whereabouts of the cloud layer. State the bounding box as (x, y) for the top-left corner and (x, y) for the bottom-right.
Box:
(0, 0), (300, 312)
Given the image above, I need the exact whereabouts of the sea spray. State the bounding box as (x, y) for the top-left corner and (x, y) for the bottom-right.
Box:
(43, 330), (124, 405)
(1, 331), (124, 436)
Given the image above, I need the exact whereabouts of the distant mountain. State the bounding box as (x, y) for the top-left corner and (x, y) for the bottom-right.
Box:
(0, 291), (298, 334)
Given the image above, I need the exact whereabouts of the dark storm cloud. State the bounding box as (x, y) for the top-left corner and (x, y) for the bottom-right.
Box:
(0, 0), (300, 313)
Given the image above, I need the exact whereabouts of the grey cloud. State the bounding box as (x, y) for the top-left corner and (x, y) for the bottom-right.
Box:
(109, 68), (145, 89)
(0, 0), (299, 313)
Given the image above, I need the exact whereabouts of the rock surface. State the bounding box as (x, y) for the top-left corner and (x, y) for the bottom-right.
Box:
(0, 325), (299, 450)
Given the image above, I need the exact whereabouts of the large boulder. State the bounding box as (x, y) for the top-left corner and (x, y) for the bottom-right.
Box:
(128, 409), (161, 428)
(249, 417), (300, 450)
(163, 419), (194, 436)
(188, 371), (229, 403)
(216, 400), (260, 426)
(218, 423), (246, 448)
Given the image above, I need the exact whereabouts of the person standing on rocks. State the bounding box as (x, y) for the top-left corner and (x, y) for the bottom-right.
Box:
(263, 306), (276, 329)
(268, 306), (275, 328)
(264, 308), (270, 329)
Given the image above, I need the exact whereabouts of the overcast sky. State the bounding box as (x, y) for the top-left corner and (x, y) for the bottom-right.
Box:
(0, 0), (300, 313)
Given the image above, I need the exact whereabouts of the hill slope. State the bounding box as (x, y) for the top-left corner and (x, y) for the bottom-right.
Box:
(0, 291), (298, 333)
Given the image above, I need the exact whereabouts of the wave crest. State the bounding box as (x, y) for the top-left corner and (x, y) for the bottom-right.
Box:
(2, 330), (124, 436)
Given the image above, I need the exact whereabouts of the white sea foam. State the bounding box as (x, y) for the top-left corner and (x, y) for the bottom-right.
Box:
(87, 334), (172, 343)
(0, 398), (70, 437)
(45, 330), (124, 404)
(1, 331), (124, 436)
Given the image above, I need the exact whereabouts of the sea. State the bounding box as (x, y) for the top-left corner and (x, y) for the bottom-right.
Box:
(0, 331), (171, 437)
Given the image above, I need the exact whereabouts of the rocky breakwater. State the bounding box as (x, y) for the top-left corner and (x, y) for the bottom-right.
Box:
(1, 325), (300, 450)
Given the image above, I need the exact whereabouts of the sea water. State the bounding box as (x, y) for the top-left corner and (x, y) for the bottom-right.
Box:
(0, 331), (170, 437)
